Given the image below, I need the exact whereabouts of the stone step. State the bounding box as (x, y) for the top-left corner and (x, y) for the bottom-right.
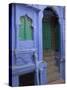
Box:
(43, 50), (60, 83)
(47, 60), (56, 64)
(47, 66), (58, 74)
(44, 56), (56, 62)
(48, 79), (65, 84)
(47, 62), (57, 67)
(48, 62), (57, 68)
(47, 72), (59, 83)
(47, 61), (59, 77)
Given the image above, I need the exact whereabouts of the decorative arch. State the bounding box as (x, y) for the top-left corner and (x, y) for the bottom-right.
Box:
(42, 7), (60, 51)
(43, 7), (58, 18)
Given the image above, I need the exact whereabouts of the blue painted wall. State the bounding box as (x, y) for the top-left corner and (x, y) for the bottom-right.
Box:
(10, 3), (65, 86)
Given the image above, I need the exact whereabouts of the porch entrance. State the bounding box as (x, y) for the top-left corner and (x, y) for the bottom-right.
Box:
(42, 7), (60, 83)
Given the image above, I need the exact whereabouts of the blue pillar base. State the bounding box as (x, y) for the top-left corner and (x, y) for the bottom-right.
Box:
(60, 58), (65, 80)
(12, 75), (19, 87)
(39, 62), (47, 85)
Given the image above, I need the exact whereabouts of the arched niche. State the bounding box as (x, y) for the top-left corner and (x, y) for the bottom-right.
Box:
(42, 7), (60, 53)
(38, 6), (62, 61)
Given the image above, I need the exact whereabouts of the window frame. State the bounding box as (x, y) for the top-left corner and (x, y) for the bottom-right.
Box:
(19, 15), (33, 41)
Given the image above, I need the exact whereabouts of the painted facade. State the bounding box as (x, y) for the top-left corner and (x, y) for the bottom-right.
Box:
(9, 3), (65, 86)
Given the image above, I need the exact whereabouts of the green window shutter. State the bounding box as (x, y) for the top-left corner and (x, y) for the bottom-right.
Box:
(19, 24), (25, 40)
(26, 18), (32, 40)
(25, 16), (33, 40)
(19, 16), (25, 40)
(19, 15), (33, 40)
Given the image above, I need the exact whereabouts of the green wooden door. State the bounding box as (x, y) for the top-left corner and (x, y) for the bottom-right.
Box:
(42, 20), (52, 50)
(42, 18), (60, 51)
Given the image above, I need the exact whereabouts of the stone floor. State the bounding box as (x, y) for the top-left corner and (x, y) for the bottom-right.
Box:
(48, 79), (65, 84)
(43, 50), (60, 83)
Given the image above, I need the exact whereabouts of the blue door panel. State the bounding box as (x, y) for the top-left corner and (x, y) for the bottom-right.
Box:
(15, 51), (34, 66)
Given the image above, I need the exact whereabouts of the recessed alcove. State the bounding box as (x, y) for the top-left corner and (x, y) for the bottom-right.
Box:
(19, 71), (35, 86)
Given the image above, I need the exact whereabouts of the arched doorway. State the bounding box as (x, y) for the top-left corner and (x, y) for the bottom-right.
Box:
(42, 7), (60, 83)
